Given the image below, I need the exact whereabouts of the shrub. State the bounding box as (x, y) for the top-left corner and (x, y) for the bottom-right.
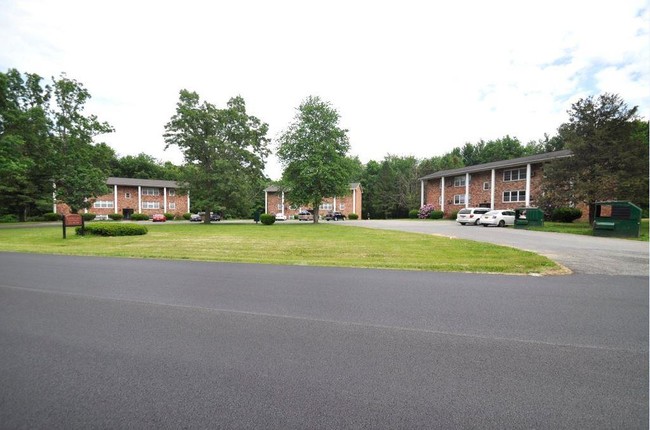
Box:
(260, 213), (276, 225)
(108, 213), (124, 221)
(429, 210), (444, 219)
(130, 213), (150, 221)
(182, 212), (192, 220)
(163, 213), (174, 220)
(418, 204), (435, 219)
(448, 210), (459, 220)
(82, 213), (96, 221)
(408, 209), (419, 219)
(348, 213), (359, 220)
(43, 212), (62, 221)
(77, 223), (148, 236)
(0, 214), (18, 223)
(551, 207), (582, 223)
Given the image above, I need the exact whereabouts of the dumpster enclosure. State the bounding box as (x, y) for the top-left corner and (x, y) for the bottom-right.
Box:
(592, 201), (641, 238)
(514, 207), (544, 229)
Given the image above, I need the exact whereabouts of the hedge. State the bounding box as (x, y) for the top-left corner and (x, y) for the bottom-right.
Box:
(408, 209), (419, 219)
(82, 213), (96, 221)
(77, 223), (148, 236)
(43, 212), (62, 221)
(551, 207), (582, 223)
(429, 210), (444, 219)
(130, 213), (150, 221)
(348, 213), (359, 220)
(260, 213), (276, 225)
(108, 213), (124, 221)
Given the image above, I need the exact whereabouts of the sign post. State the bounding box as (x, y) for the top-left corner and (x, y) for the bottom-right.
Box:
(62, 214), (84, 239)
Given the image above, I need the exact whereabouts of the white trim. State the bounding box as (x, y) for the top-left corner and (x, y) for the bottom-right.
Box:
(441, 177), (445, 213)
(264, 191), (268, 214)
(525, 164), (531, 206)
(353, 188), (357, 214)
(465, 173), (470, 208)
(138, 186), (142, 213)
(281, 191), (285, 215)
(420, 180), (424, 207)
(163, 187), (167, 212)
(114, 185), (118, 213)
(187, 194), (190, 213)
(490, 169), (495, 209)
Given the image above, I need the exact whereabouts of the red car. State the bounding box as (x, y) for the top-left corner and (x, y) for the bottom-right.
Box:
(152, 214), (166, 222)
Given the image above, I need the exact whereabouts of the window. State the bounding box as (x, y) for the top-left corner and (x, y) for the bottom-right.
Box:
(339, 203), (346, 210)
(277, 204), (283, 210)
(142, 187), (160, 196)
(453, 194), (466, 205)
(169, 189), (175, 196)
(93, 201), (114, 209)
(169, 203), (176, 210)
(125, 192), (132, 198)
(483, 182), (490, 190)
(453, 176), (466, 187)
(503, 168), (527, 182)
(503, 190), (526, 202)
(319, 203), (333, 211)
(142, 201), (160, 209)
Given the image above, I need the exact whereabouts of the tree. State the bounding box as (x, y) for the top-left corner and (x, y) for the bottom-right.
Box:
(543, 94), (647, 222)
(164, 90), (270, 223)
(0, 69), (52, 220)
(277, 96), (351, 223)
(111, 153), (180, 180)
(50, 74), (114, 213)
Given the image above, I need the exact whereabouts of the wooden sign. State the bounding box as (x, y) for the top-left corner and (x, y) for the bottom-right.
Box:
(62, 214), (84, 238)
(64, 214), (83, 227)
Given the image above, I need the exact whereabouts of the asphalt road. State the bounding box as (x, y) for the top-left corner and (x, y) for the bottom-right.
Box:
(0, 252), (647, 429)
(337, 219), (650, 276)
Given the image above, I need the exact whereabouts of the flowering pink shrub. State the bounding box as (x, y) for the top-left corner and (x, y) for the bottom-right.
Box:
(418, 204), (435, 219)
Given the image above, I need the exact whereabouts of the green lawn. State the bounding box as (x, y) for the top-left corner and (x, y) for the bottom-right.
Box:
(528, 219), (649, 241)
(0, 223), (561, 274)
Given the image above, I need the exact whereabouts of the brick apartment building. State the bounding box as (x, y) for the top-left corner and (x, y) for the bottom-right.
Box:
(419, 150), (572, 217)
(264, 183), (362, 218)
(55, 177), (190, 219)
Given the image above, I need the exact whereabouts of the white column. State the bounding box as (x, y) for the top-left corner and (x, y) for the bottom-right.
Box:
(264, 191), (268, 214)
(490, 169), (495, 209)
(281, 192), (285, 215)
(440, 177), (445, 213)
(353, 188), (356, 214)
(163, 187), (167, 212)
(138, 186), (142, 213)
(52, 183), (57, 213)
(114, 185), (118, 213)
(333, 196), (337, 212)
(465, 173), (470, 208)
(420, 180), (424, 207)
(187, 194), (190, 213)
(525, 164), (531, 206)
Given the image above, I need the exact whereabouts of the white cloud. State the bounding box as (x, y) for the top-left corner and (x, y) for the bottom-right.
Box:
(1, 0), (647, 180)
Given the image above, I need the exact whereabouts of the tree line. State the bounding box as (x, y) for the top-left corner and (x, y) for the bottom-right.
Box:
(1, 68), (647, 222)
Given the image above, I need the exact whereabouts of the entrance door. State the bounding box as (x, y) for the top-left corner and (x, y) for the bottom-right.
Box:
(123, 208), (134, 220)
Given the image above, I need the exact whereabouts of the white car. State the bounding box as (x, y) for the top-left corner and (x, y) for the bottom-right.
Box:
(480, 210), (516, 227)
(275, 213), (287, 221)
(456, 208), (491, 225)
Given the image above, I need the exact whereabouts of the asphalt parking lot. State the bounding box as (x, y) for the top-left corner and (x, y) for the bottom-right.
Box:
(337, 219), (649, 276)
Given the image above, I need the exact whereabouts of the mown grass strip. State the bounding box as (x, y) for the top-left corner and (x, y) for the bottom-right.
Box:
(0, 223), (560, 274)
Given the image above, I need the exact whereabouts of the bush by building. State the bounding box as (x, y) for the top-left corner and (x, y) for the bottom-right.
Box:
(77, 223), (148, 236)
(82, 213), (96, 221)
(130, 213), (150, 221)
(550, 207), (582, 223)
(429, 210), (444, 219)
(260, 213), (276, 225)
(348, 213), (358, 220)
(108, 213), (123, 221)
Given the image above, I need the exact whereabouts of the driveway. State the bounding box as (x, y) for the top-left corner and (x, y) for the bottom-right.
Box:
(338, 220), (649, 276)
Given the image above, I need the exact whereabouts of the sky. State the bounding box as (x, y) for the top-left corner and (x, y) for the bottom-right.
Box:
(1, 0), (648, 179)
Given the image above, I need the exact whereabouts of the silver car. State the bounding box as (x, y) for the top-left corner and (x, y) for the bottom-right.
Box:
(456, 207), (491, 225)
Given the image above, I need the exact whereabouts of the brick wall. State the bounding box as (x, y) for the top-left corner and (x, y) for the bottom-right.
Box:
(266, 186), (362, 218)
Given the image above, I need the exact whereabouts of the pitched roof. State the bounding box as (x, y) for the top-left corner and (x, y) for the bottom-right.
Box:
(418, 150), (572, 180)
(107, 177), (181, 188)
(264, 183), (361, 192)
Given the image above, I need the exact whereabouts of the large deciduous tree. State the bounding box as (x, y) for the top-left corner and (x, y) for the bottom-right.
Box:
(543, 93), (648, 222)
(164, 90), (270, 223)
(50, 74), (115, 213)
(277, 96), (351, 223)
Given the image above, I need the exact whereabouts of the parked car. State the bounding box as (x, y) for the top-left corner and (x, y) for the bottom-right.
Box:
(152, 213), (166, 222)
(210, 213), (221, 221)
(298, 210), (314, 221)
(479, 210), (516, 227)
(325, 211), (346, 221)
(456, 207), (491, 225)
(275, 213), (287, 221)
(189, 213), (202, 222)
